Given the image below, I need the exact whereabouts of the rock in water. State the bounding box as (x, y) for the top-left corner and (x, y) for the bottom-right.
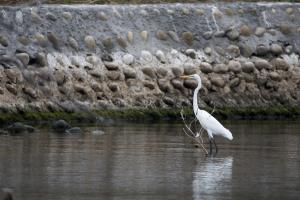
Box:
(7, 122), (35, 134)
(52, 119), (71, 133)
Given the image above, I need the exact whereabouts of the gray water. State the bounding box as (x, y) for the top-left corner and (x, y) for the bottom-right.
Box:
(0, 121), (300, 200)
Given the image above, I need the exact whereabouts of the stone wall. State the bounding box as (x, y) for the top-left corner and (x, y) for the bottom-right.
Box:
(0, 2), (300, 113)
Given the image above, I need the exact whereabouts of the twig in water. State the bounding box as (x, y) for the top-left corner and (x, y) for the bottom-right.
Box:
(180, 108), (208, 155)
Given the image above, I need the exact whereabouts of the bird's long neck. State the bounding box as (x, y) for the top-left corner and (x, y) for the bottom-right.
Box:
(193, 82), (202, 116)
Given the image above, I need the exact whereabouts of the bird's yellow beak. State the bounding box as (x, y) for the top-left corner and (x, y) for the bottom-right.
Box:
(180, 75), (192, 79)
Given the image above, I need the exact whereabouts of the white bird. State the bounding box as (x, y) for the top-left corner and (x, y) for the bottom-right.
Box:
(181, 74), (233, 155)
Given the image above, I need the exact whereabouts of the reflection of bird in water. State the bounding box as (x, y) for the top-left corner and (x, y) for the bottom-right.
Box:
(193, 156), (233, 199)
(181, 74), (233, 155)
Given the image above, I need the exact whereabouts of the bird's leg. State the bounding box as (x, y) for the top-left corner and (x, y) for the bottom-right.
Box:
(212, 139), (218, 155)
(209, 140), (213, 155)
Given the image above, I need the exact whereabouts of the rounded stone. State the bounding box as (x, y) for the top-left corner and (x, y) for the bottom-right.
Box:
(279, 24), (291, 35)
(127, 31), (134, 43)
(84, 36), (96, 50)
(116, 36), (127, 48)
(168, 31), (180, 42)
(143, 81), (155, 90)
(213, 8), (223, 19)
(239, 44), (254, 57)
(68, 37), (79, 50)
(156, 30), (168, 40)
(182, 8), (190, 15)
(47, 32), (61, 50)
(228, 60), (242, 72)
(182, 32), (193, 46)
(163, 97), (174, 106)
(185, 49), (196, 59)
(213, 63), (228, 73)
(140, 9), (148, 16)
(140, 31), (148, 41)
(108, 83), (118, 92)
(5, 84), (17, 95)
(155, 50), (166, 63)
(192, 7), (204, 15)
(90, 82), (102, 92)
(102, 37), (113, 49)
(31, 10), (41, 23)
(242, 62), (255, 73)
(141, 51), (153, 62)
(254, 58), (273, 70)
(96, 11), (108, 21)
(183, 63), (197, 75)
(22, 87), (37, 98)
(200, 62), (213, 73)
(122, 54), (134, 65)
(7, 122), (35, 134)
(256, 44), (269, 56)
(269, 71), (281, 81)
(52, 119), (71, 132)
(104, 62), (119, 70)
(123, 68), (136, 79)
(18, 36), (31, 46)
(271, 58), (289, 71)
(16, 53), (29, 66)
(204, 47), (212, 55)
(229, 78), (240, 88)
(107, 71), (121, 80)
(46, 12), (57, 21)
(0, 35), (9, 47)
(35, 33), (47, 47)
(5, 69), (23, 83)
(81, 11), (89, 19)
(113, 9), (122, 18)
(210, 75), (225, 87)
(285, 45), (293, 54)
(171, 79), (184, 91)
(171, 67), (183, 77)
(227, 45), (240, 57)
(267, 29), (277, 36)
(156, 67), (168, 78)
(214, 30), (225, 37)
(203, 31), (213, 40)
(142, 67), (156, 78)
(270, 44), (283, 56)
(239, 25), (252, 36)
(184, 79), (198, 89)
(36, 52), (48, 67)
(62, 12), (72, 20)
(226, 28), (239, 41)
(255, 27), (266, 37)
(286, 7), (294, 15)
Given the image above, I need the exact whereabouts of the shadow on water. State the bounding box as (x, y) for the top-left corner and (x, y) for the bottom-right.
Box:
(0, 121), (300, 200)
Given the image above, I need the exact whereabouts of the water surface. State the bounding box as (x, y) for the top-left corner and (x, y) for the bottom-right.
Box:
(0, 121), (299, 200)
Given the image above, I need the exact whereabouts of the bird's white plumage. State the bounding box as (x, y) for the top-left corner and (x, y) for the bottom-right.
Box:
(196, 109), (233, 140)
(182, 74), (233, 141)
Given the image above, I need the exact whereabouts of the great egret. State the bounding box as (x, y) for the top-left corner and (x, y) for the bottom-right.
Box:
(180, 74), (233, 155)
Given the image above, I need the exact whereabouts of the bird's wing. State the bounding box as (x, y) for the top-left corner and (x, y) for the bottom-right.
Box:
(197, 110), (228, 135)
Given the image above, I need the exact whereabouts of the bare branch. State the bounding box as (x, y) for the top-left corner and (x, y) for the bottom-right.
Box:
(180, 108), (208, 155)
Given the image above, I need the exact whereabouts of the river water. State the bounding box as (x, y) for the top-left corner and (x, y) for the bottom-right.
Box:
(0, 120), (299, 200)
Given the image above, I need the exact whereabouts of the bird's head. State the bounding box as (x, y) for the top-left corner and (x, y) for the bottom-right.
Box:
(180, 74), (202, 87)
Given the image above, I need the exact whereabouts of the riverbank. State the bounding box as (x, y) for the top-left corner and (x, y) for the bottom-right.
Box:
(0, 106), (299, 125)
(1, 3), (300, 121)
